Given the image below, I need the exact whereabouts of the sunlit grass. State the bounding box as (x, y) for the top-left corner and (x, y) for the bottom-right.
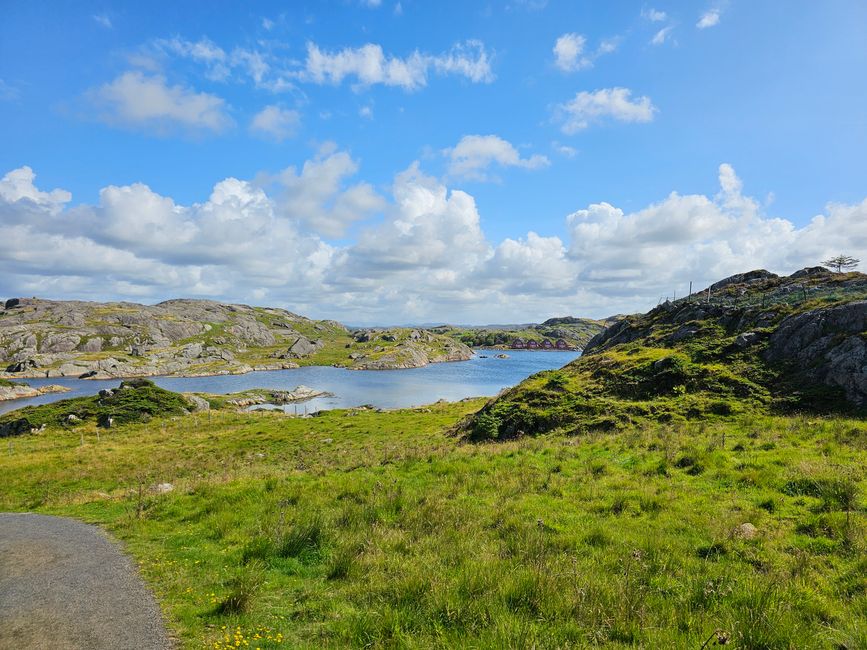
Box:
(1, 403), (865, 648)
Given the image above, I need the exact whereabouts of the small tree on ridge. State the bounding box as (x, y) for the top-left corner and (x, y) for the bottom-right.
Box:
(822, 254), (860, 273)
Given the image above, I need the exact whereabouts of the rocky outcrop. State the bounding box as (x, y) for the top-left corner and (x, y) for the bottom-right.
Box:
(285, 336), (323, 358)
(0, 383), (70, 402)
(0, 298), (475, 378)
(764, 301), (867, 406)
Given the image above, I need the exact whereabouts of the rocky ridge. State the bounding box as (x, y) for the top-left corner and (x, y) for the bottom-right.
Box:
(0, 298), (472, 382)
(460, 267), (867, 440)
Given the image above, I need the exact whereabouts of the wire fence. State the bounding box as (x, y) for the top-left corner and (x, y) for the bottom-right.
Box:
(658, 280), (867, 312)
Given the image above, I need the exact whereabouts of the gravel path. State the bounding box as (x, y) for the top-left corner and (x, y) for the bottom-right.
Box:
(0, 513), (172, 649)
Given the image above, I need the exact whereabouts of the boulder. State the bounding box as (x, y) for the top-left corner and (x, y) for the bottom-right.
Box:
(286, 336), (322, 358)
(185, 394), (211, 412)
(4, 298), (21, 310)
(733, 523), (758, 540)
(5, 359), (38, 373)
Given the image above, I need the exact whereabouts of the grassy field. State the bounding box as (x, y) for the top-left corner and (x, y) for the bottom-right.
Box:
(1, 400), (865, 648)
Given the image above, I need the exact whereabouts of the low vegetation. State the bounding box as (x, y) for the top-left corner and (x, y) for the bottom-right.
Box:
(434, 316), (607, 350)
(0, 379), (190, 434)
(463, 269), (867, 441)
(0, 399), (864, 648)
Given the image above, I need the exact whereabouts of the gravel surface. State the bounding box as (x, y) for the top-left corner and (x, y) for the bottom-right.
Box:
(0, 513), (173, 649)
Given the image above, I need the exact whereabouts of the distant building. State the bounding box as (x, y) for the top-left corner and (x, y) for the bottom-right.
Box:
(527, 340), (539, 349)
(511, 338), (526, 349)
(541, 340), (554, 349)
(555, 339), (569, 350)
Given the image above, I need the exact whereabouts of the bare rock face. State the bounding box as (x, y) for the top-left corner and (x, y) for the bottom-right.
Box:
(765, 301), (867, 406)
(709, 269), (778, 292)
(284, 336), (323, 358)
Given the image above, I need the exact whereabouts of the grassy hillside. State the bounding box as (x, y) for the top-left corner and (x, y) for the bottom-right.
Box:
(433, 316), (607, 350)
(462, 269), (867, 441)
(0, 399), (864, 648)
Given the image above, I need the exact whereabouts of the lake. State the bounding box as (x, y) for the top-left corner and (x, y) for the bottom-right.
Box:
(0, 349), (580, 415)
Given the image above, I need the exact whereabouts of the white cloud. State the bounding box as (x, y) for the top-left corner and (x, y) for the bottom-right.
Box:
(552, 142), (578, 158)
(697, 8), (722, 28)
(302, 40), (494, 90)
(444, 135), (549, 181)
(250, 105), (300, 141)
(553, 33), (589, 72)
(272, 147), (386, 238)
(0, 167), (71, 215)
(91, 71), (232, 134)
(4, 160), (867, 323)
(555, 87), (656, 134)
(359, 105), (374, 119)
(553, 33), (618, 72)
(642, 8), (667, 22)
(262, 17), (275, 30)
(651, 26), (674, 45)
(93, 13), (112, 28)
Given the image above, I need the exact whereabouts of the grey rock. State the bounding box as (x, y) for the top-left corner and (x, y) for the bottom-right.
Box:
(78, 337), (103, 353)
(789, 266), (832, 280)
(733, 523), (758, 540)
(185, 394), (210, 412)
(286, 335), (322, 358)
(5, 359), (38, 373)
(709, 269), (778, 292)
(764, 301), (867, 405)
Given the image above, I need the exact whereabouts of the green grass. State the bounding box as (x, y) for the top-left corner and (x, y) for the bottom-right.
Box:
(0, 379), (190, 431)
(1, 402), (865, 648)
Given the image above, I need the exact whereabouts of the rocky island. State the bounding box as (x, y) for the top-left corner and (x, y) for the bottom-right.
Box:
(0, 298), (472, 382)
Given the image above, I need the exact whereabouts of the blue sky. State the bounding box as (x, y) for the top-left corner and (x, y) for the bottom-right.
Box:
(1, 1), (866, 323)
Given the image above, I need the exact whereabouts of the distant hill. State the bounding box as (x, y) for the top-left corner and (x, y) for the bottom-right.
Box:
(459, 267), (867, 440)
(433, 316), (612, 350)
(0, 298), (471, 380)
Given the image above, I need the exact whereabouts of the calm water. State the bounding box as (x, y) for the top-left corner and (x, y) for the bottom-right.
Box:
(0, 349), (580, 415)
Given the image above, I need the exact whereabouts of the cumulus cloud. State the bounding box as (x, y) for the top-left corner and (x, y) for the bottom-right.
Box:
(555, 87), (656, 134)
(90, 71), (232, 134)
(697, 8), (722, 28)
(444, 135), (549, 181)
(0, 167), (71, 214)
(302, 40), (494, 90)
(270, 147), (386, 239)
(3, 160), (867, 323)
(250, 105), (301, 141)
